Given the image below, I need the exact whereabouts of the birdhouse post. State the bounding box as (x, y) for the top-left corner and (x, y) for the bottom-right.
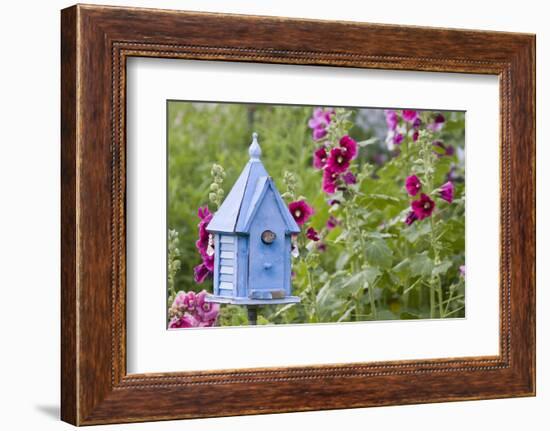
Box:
(205, 133), (301, 324)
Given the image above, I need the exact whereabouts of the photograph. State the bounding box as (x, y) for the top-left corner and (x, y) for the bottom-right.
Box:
(166, 102), (466, 328)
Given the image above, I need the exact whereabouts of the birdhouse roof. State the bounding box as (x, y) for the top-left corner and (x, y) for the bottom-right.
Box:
(207, 134), (300, 235)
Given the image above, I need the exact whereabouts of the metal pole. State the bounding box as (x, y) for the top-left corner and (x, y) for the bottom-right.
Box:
(247, 306), (258, 326)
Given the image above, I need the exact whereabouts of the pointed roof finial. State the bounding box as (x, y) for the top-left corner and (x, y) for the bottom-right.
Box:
(249, 132), (262, 160)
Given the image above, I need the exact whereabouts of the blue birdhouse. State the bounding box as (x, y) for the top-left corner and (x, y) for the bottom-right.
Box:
(205, 133), (301, 307)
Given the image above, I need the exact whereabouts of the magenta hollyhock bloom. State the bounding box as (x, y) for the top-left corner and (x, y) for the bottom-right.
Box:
(402, 110), (419, 123)
(412, 130), (419, 142)
(193, 262), (211, 283)
(404, 210), (418, 226)
(326, 147), (352, 173)
(384, 109), (399, 131)
(411, 193), (436, 220)
(168, 313), (198, 329)
(313, 146), (328, 169)
(405, 175), (422, 196)
(343, 171), (357, 185)
(312, 127), (328, 141)
(288, 200), (314, 225)
(195, 206), (213, 256)
(339, 135), (358, 159)
(322, 167), (339, 194)
(306, 227), (320, 241)
(427, 113), (445, 132)
(439, 181), (454, 203)
(393, 133), (404, 145)
(326, 215), (340, 230)
(195, 290), (220, 323)
(412, 117), (422, 129)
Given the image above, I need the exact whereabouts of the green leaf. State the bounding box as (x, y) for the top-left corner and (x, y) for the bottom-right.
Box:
(432, 260), (452, 277)
(357, 137), (379, 147)
(409, 253), (433, 277)
(366, 238), (393, 268)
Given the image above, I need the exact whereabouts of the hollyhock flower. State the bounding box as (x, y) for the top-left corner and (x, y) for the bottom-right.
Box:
(393, 133), (404, 145)
(405, 210), (418, 226)
(412, 117), (422, 129)
(339, 135), (358, 159)
(308, 107), (333, 141)
(322, 167), (339, 194)
(432, 141), (454, 158)
(412, 193), (436, 220)
(195, 290), (220, 323)
(193, 262), (211, 283)
(439, 181), (454, 203)
(405, 175), (422, 196)
(182, 291), (197, 311)
(168, 313), (198, 329)
(412, 130), (419, 142)
(313, 146), (328, 169)
(326, 216), (340, 230)
(402, 110), (419, 123)
(288, 200), (314, 225)
(306, 227), (320, 241)
(384, 109), (398, 131)
(459, 265), (466, 278)
(427, 113), (445, 132)
(173, 291), (188, 310)
(195, 206), (213, 257)
(343, 171), (357, 185)
(312, 127), (328, 141)
(326, 147), (352, 173)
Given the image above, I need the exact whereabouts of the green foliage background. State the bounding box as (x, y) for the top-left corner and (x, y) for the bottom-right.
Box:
(167, 101), (465, 326)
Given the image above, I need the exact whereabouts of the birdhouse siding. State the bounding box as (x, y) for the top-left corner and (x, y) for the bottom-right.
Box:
(212, 234), (220, 296)
(217, 234), (237, 297)
(284, 234), (292, 295)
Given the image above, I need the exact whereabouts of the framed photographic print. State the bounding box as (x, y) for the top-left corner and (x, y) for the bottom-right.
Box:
(61, 4), (535, 425)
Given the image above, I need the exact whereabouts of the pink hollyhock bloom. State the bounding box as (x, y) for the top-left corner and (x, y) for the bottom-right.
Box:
(173, 291), (187, 310)
(427, 113), (445, 132)
(339, 135), (358, 159)
(183, 291), (197, 311)
(459, 265), (466, 278)
(168, 313), (199, 329)
(439, 181), (454, 203)
(326, 147), (351, 173)
(195, 290), (220, 323)
(393, 133), (404, 145)
(402, 110), (419, 123)
(405, 175), (422, 196)
(288, 200), (314, 225)
(322, 167), (339, 194)
(384, 109), (399, 131)
(306, 227), (320, 241)
(326, 215), (340, 230)
(411, 193), (436, 220)
(404, 210), (418, 226)
(343, 171), (357, 185)
(193, 262), (211, 283)
(313, 146), (328, 169)
(308, 107), (334, 141)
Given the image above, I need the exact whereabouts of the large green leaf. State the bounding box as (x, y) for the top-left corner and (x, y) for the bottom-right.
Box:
(365, 238), (393, 268)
